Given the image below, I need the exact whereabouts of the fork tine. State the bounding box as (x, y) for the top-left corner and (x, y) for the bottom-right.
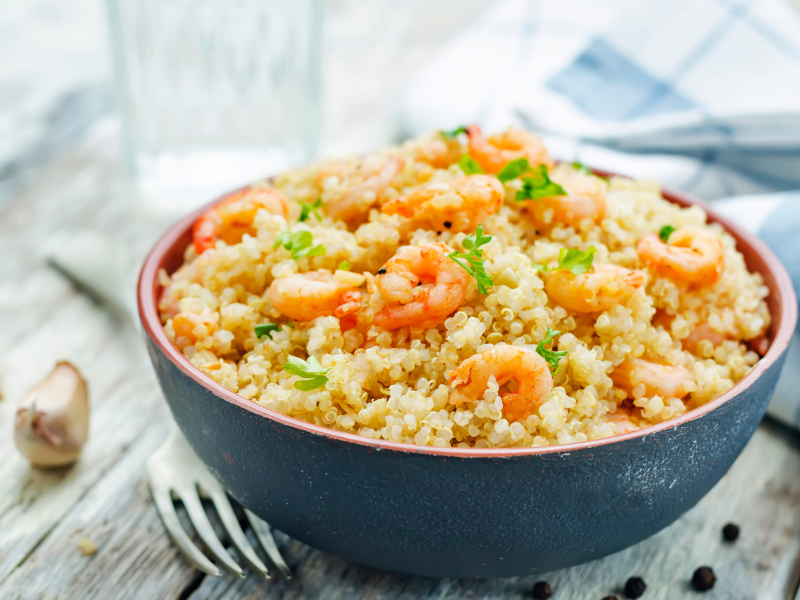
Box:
(178, 487), (245, 578)
(204, 489), (271, 579)
(150, 483), (222, 577)
(245, 509), (293, 580)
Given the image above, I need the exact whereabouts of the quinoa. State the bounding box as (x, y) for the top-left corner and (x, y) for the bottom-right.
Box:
(158, 130), (770, 449)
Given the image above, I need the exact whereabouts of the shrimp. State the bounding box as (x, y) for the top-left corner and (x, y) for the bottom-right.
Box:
(652, 311), (727, 354)
(321, 155), (405, 223)
(172, 309), (218, 348)
(637, 225), (724, 287)
(268, 271), (363, 322)
(193, 187), (288, 255)
(520, 164), (607, 226)
(465, 124), (553, 174)
(606, 407), (640, 434)
(447, 346), (554, 422)
(544, 263), (646, 313)
(611, 358), (693, 399)
(408, 134), (463, 168)
(373, 243), (469, 329)
(159, 251), (217, 320)
(682, 323), (727, 354)
(381, 174), (503, 235)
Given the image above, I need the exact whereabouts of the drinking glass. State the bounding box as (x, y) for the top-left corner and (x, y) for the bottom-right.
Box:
(106, 0), (322, 212)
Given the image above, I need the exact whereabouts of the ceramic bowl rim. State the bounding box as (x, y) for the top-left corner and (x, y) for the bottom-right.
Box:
(138, 169), (797, 458)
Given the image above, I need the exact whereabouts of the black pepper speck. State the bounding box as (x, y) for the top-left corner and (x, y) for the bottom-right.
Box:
(692, 567), (716, 592)
(532, 580), (553, 599)
(444, 221), (452, 228)
(722, 523), (739, 542)
(624, 576), (646, 598)
(377, 268), (386, 274)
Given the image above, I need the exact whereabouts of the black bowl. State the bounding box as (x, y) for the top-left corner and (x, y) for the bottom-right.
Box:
(138, 178), (796, 578)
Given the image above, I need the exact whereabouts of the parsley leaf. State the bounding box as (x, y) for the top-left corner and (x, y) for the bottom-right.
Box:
(448, 224), (494, 294)
(338, 260), (351, 271)
(255, 323), (281, 340)
(659, 225), (676, 243)
(515, 165), (568, 201)
(536, 328), (567, 373)
(283, 355), (329, 391)
(441, 126), (467, 138)
(555, 246), (596, 275)
(572, 161), (592, 175)
(458, 154), (484, 175)
(273, 230), (326, 260)
(497, 157), (532, 183)
(299, 197), (324, 222)
(530, 261), (549, 273)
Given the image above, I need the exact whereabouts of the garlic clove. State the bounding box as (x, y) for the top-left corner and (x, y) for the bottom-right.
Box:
(14, 361), (89, 467)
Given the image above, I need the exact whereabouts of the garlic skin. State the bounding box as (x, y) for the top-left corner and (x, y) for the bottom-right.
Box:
(14, 361), (89, 467)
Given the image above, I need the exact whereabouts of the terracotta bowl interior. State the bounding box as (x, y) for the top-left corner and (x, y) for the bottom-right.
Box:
(138, 174), (797, 457)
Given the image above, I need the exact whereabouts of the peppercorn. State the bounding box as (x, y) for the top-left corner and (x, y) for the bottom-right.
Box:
(692, 566), (716, 591)
(624, 576), (646, 598)
(722, 523), (739, 542)
(532, 580), (553, 599)
(377, 268), (386, 274)
(444, 221), (452, 228)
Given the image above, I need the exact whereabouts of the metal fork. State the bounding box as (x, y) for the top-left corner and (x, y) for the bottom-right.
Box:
(46, 234), (290, 580)
(147, 424), (291, 579)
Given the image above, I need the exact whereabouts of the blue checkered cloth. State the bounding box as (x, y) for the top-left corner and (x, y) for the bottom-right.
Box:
(397, 0), (800, 428)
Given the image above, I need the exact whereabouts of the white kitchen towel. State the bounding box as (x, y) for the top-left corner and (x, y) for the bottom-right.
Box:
(398, 0), (800, 200)
(397, 0), (800, 428)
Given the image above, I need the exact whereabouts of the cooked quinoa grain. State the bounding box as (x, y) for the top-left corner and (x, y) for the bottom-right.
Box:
(158, 126), (771, 449)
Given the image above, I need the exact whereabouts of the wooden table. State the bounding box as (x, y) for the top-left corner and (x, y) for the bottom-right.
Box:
(2, 1), (800, 598)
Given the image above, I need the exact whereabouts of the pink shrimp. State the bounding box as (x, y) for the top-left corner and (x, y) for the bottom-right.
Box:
(373, 243), (469, 329)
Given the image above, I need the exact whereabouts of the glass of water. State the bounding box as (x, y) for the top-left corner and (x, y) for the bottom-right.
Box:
(106, 0), (322, 213)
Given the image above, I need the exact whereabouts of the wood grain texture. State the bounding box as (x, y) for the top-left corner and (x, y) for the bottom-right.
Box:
(1, 0), (800, 598)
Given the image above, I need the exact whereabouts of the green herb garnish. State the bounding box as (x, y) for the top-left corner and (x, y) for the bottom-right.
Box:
(555, 246), (596, 275)
(448, 224), (493, 294)
(441, 126), (467, 138)
(458, 154), (484, 175)
(572, 161), (592, 175)
(274, 230), (326, 260)
(255, 323), (281, 340)
(516, 164), (567, 201)
(299, 197), (324, 222)
(283, 355), (329, 391)
(659, 225), (676, 243)
(497, 157), (532, 183)
(338, 260), (351, 271)
(536, 328), (567, 373)
(530, 261), (549, 273)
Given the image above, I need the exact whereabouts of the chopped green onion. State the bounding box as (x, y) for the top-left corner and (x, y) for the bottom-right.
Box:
(274, 230), (326, 260)
(255, 323), (281, 340)
(555, 246), (596, 275)
(447, 224), (493, 294)
(536, 328), (567, 373)
(458, 154), (484, 175)
(572, 161), (592, 175)
(338, 260), (351, 271)
(299, 197), (324, 222)
(515, 165), (567, 201)
(441, 126), (467, 138)
(659, 225), (676, 243)
(497, 158), (532, 183)
(283, 355), (329, 391)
